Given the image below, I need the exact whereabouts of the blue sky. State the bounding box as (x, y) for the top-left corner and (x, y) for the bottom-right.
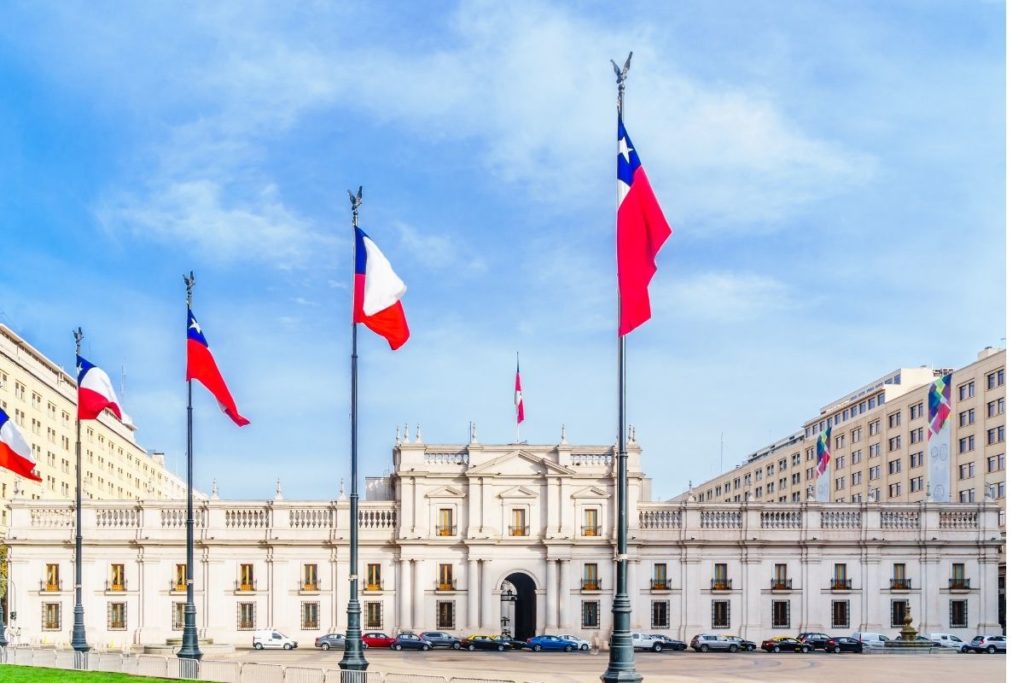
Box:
(0, 1), (1005, 501)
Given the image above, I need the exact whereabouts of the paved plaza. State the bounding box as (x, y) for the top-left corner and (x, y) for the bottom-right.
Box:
(211, 648), (1007, 683)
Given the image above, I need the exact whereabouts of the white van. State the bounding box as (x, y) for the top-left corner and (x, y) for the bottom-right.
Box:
(851, 632), (890, 650)
(925, 633), (966, 651)
(252, 629), (298, 650)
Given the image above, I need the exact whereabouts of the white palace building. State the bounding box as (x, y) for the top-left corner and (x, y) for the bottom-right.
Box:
(3, 434), (1002, 648)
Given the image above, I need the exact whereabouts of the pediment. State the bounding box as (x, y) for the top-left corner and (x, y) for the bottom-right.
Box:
(570, 485), (612, 499)
(497, 486), (539, 499)
(466, 449), (574, 476)
(424, 485), (465, 498)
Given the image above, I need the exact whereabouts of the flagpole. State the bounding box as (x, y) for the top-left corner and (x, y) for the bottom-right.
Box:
(515, 352), (520, 444)
(71, 327), (90, 655)
(178, 271), (202, 661)
(340, 187), (369, 671)
(603, 51), (642, 683)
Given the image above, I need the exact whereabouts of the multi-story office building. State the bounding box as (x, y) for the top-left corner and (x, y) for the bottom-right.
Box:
(4, 437), (1001, 648)
(1, 324), (188, 534)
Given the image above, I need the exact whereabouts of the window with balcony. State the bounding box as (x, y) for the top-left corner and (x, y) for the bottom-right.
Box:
(651, 601), (669, 628)
(582, 601), (600, 628)
(651, 563), (669, 590)
(891, 563), (910, 590)
(109, 563), (125, 592)
(950, 600), (968, 628)
(510, 507), (527, 536)
(174, 564), (186, 591)
(891, 600), (909, 627)
(44, 563), (60, 592)
(42, 603), (61, 631)
(108, 602), (127, 630)
(172, 602), (186, 631)
(772, 600), (790, 628)
(365, 563), (382, 591)
(832, 600), (850, 628)
(237, 602), (255, 630)
(712, 563), (730, 590)
(438, 563), (455, 591)
(832, 563), (851, 590)
(238, 563), (255, 592)
(582, 508), (599, 536)
(582, 563), (600, 590)
(301, 602), (319, 630)
(365, 601), (383, 629)
(302, 563), (319, 591)
(437, 601), (455, 629)
(950, 563), (969, 590)
(772, 564), (790, 590)
(437, 508), (454, 536)
(711, 600), (730, 629)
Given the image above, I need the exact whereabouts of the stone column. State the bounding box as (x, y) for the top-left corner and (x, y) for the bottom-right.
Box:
(466, 558), (479, 629)
(544, 559), (557, 633)
(480, 559), (494, 631)
(628, 559), (641, 629)
(411, 559), (422, 629)
(558, 559), (571, 629)
(400, 558), (412, 629)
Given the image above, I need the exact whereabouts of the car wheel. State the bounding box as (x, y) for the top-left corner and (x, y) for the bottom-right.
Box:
(564, 645), (572, 652)
(833, 646), (841, 654)
(468, 644), (475, 651)
(800, 646), (810, 654)
(987, 645), (996, 654)
(729, 644), (738, 653)
(395, 644), (402, 651)
(497, 645), (505, 652)
(772, 646), (780, 653)
(653, 643), (662, 653)
(320, 643), (330, 651)
(532, 645), (542, 652)
(254, 643), (264, 650)
(700, 644), (709, 653)
(748, 645), (756, 652)
(581, 644), (590, 651)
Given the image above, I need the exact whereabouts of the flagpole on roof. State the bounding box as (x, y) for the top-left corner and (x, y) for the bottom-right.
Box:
(178, 271), (202, 662)
(71, 326), (90, 656)
(515, 352), (520, 444)
(603, 50), (642, 683)
(339, 187), (370, 672)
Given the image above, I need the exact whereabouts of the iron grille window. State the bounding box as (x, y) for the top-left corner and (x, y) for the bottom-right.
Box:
(437, 601), (455, 629)
(711, 600), (730, 629)
(301, 602), (320, 630)
(890, 600), (908, 628)
(831, 600), (850, 629)
(950, 600), (968, 629)
(772, 601), (790, 629)
(42, 603), (61, 631)
(172, 602), (186, 631)
(237, 602), (256, 630)
(365, 601), (383, 629)
(108, 602), (127, 630)
(582, 601), (600, 629)
(651, 601), (669, 629)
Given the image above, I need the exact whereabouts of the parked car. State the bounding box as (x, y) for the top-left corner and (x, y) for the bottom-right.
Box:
(632, 632), (670, 652)
(361, 631), (396, 648)
(391, 633), (432, 651)
(460, 635), (511, 651)
(527, 634), (581, 652)
(419, 631), (463, 649)
(924, 633), (967, 652)
(825, 637), (863, 653)
(252, 630), (298, 650)
(501, 637), (529, 650)
(651, 635), (687, 651)
(690, 633), (743, 652)
(761, 636), (810, 653)
(314, 633), (346, 651)
(796, 632), (833, 650)
(851, 632), (890, 650)
(963, 635), (1006, 654)
(722, 635), (757, 652)
(556, 634), (591, 651)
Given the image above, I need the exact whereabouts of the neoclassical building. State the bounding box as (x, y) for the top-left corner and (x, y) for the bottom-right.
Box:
(3, 437), (1002, 648)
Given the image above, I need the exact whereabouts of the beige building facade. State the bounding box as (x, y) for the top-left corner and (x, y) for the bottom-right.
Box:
(1, 324), (188, 535)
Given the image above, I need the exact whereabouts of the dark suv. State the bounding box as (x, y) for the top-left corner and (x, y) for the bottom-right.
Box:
(419, 631), (462, 649)
(797, 632), (833, 650)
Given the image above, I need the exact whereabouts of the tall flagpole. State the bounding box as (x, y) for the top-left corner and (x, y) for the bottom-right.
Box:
(340, 187), (369, 671)
(71, 327), (90, 654)
(515, 352), (520, 444)
(178, 271), (202, 661)
(603, 51), (642, 683)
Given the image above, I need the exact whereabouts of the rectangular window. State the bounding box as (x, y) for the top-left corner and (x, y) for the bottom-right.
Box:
(301, 602), (320, 630)
(835, 476), (845, 491)
(366, 563), (381, 591)
(987, 426), (1005, 445)
(583, 508), (599, 536)
(869, 420), (880, 436)
(950, 600), (968, 628)
(959, 435), (975, 453)
(583, 563), (599, 590)
(869, 466), (880, 480)
(711, 600), (730, 629)
(959, 409), (975, 427)
(510, 507), (527, 535)
(651, 601), (670, 629)
(108, 602), (127, 630)
(767, 465), (774, 476)
(109, 564), (125, 591)
(987, 398), (1005, 417)
(437, 601), (455, 629)
(582, 601), (600, 628)
(891, 600), (909, 627)
(652, 563), (668, 589)
(438, 563), (454, 591)
(910, 402), (924, 420)
(835, 456), (845, 469)
(869, 443), (881, 458)
(303, 563), (318, 591)
(888, 482), (902, 498)
(958, 381), (975, 400)
(42, 603), (61, 631)
(45, 563), (60, 591)
(831, 600), (850, 629)
(888, 436), (902, 451)
(888, 412), (901, 429)
(172, 602), (186, 631)
(987, 454), (1005, 472)
(959, 489), (975, 503)
(910, 476), (924, 492)
(237, 602), (256, 630)
(910, 427), (924, 444)
(365, 601), (383, 629)
(239, 563), (254, 591)
(851, 427), (862, 443)
(851, 450), (862, 465)
(910, 451), (925, 468)
(835, 434), (845, 449)
(437, 508), (454, 536)
(959, 463), (975, 480)
(986, 369), (1004, 389)
(852, 471), (863, 485)
(888, 459), (902, 475)
(772, 600), (790, 628)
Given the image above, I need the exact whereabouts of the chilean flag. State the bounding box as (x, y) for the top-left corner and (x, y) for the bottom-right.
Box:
(186, 308), (250, 426)
(77, 355), (123, 421)
(354, 227), (410, 350)
(617, 116), (672, 336)
(514, 359), (525, 425)
(0, 407), (42, 481)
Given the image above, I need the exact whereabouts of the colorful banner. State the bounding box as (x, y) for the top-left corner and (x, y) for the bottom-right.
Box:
(814, 425), (832, 502)
(927, 373), (953, 502)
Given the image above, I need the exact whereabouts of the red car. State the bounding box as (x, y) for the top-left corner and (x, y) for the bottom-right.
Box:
(361, 631), (396, 648)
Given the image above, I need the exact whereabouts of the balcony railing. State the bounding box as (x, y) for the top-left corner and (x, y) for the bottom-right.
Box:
(650, 578), (672, 590)
(770, 578), (793, 591)
(710, 579), (732, 591)
(508, 525), (529, 536)
(831, 578), (853, 590)
(949, 578), (971, 590)
(39, 580), (63, 592)
(363, 581), (382, 592)
(580, 525), (601, 537)
(890, 578), (912, 590)
(234, 579), (257, 592)
(581, 579), (602, 591)
(436, 525), (455, 536)
(170, 580), (187, 593)
(105, 580), (126, 592)
(436, 579), (457, 592)
(300, 579), (321, 592)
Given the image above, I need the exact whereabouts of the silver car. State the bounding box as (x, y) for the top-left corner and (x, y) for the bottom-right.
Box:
(690, 633), (740, 652)
(964, 634), (1006, 654)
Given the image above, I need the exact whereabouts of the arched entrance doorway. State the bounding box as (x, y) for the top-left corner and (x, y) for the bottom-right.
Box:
(501, 572), (537, 641)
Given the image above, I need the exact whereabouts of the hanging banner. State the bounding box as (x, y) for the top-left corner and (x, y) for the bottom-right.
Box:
(814, 425), (832, 502)
(927, 373), (953, 502)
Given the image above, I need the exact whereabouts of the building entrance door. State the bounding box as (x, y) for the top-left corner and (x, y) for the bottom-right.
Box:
(503, 572), (537, 641)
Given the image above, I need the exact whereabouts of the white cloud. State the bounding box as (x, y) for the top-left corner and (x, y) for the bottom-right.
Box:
(658, 271), (795, 323)
(393, 221), (487, 274)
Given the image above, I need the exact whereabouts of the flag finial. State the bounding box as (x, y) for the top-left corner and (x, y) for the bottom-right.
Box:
(348, 186), (363, 227)
(73, 327), (84, 355)
(183, 271), (195, 307)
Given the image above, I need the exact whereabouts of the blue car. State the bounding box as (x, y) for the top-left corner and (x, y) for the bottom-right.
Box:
(527, 634), (581, 652)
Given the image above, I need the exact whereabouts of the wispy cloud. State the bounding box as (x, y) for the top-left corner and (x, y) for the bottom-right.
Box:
(658, 271), (796, 323)
(393, 221), (487, 274)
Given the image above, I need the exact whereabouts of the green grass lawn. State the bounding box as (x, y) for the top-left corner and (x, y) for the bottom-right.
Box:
(0, 664), (211, 682)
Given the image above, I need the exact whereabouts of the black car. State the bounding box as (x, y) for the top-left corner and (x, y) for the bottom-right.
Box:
(825, 637), (863, 653)
(391, 633), (432, 651)
(721, 636), (757, 652)
(460, 635), (510, 651)
(762, 637), (811, 653)
(652, 635), (687, 651)
(796, 632), (833, 650)
(419, 631), (462, 649)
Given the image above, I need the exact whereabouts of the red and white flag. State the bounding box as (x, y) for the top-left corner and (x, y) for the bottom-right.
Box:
(514, 358), (525, 425)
